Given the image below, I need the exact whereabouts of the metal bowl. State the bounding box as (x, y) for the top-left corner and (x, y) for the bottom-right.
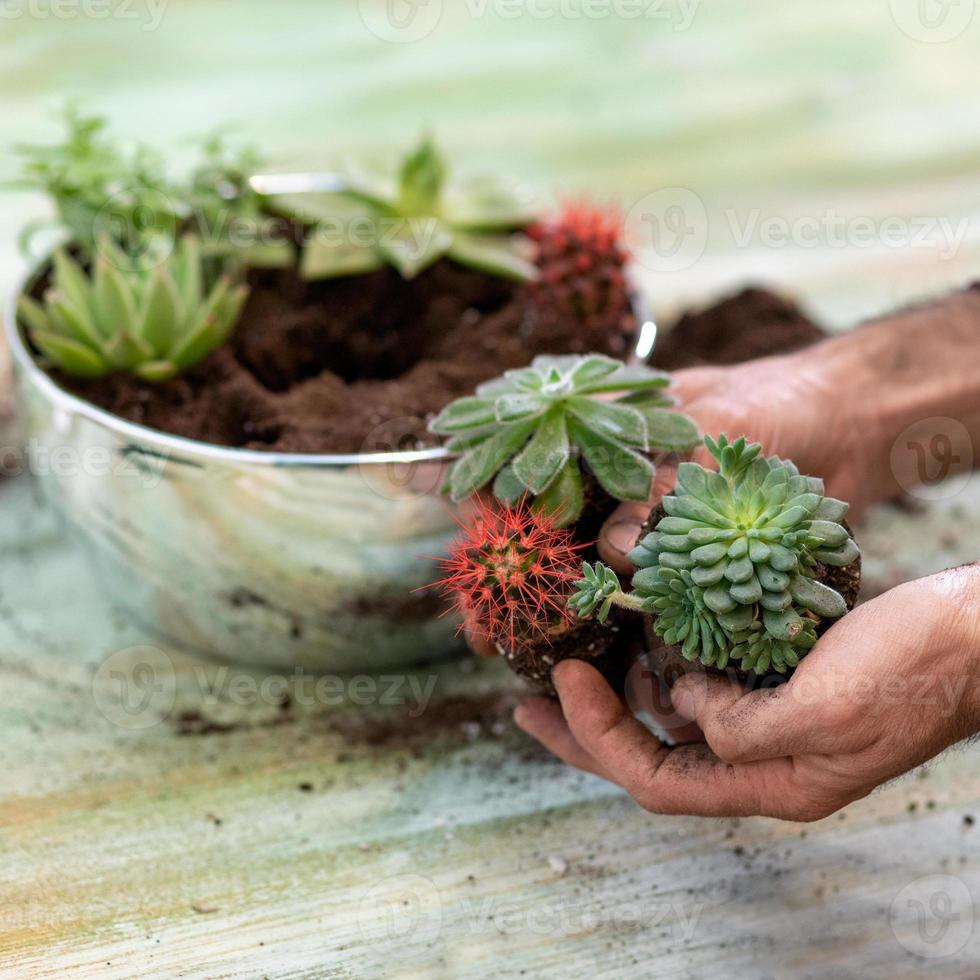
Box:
(5, 261), (656, 672)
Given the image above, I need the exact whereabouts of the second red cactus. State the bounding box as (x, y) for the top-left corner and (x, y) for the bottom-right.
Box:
(527, 200), (634, 347)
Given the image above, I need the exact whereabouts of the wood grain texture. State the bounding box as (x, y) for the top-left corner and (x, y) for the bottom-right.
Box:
(3, 4), (980, 977)
(1, 476), (979, 978)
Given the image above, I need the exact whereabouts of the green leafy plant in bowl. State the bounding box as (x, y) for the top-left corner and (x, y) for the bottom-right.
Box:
(10, 105), (293, 271)
(16, 235), (248, 381)
(269, 135), (538, 281)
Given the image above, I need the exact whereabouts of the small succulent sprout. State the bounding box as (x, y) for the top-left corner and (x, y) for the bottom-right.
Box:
(429, 353), (700, 526)
(569, 561), (645, 623)
(433, 496), (584, 652)
(271, 135), (538, 281)
(10, 105), (179, 260)
(17, 235), (249, 381)
(567, 435), (860, 674)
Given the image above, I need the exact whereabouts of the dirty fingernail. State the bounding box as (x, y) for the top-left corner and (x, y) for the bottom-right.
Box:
(605, 520), (641, 556)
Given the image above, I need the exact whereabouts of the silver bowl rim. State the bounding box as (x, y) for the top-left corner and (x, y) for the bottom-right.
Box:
(4, 255), (656, 468)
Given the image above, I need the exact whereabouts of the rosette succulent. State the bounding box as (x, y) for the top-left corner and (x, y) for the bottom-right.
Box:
(270, 136), (538, 281)
(429, 353), (700, 525)
(569, 435), (861, 674)
(16, 235), (248, 381)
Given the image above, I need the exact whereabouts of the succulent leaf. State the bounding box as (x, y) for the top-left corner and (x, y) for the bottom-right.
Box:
(533, 459), (585, 526)
(570, 419), (654, 502)
(399, 136), (445, 214)
(47, 294), (101, 349)
(512, 408), (570, 495)
(19, 235), (248, 381)
(138, 270), (181, 355)
(444, 174), (538, 229)
(445, 232), (537, 281)
(566, 398), (649, 449)
(272, 135), (537, 282)
(31, 330), (109, 378)
(376, 219), (453, 280)
(444, 419), (539, 501)
(431, 353), (699, 525)
(301, 236), (384, 280)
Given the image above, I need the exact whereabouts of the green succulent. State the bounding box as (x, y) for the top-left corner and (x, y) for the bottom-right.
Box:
(270, 135), (538, 281)
(568, 435), (860, 674)
(567, 562), (626, 622)
(430, 353), (700, 526)
(17, 235), (249, 382)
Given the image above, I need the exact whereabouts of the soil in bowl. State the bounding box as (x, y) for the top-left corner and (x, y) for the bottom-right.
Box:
(45, 266), (825, 455)
(54, 259), (637, 455)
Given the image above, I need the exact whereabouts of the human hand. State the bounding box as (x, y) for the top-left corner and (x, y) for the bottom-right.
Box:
(514, 564), (980, 820)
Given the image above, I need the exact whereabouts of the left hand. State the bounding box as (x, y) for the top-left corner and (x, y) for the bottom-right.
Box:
(514, 565), (980, 821)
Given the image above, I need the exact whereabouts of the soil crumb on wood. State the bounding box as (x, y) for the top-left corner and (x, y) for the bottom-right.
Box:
(328, 692), (519, 752)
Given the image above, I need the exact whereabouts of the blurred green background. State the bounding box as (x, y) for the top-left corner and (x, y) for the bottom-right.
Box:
(4, 0), (980, 328)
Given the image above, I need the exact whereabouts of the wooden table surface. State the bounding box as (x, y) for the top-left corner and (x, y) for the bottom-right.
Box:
(2, 4), (980, 977)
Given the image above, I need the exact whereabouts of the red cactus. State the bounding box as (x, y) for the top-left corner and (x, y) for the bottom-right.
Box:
(434, 498), (585, 652)
(526, 200), (634, 350)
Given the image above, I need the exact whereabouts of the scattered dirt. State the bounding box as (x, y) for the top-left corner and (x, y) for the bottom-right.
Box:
(173, 693), (293, 736)
(330, 691), (519, 752)
(650, 286), (827, 371)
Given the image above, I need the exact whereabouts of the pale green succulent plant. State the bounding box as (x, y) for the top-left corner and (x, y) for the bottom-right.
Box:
(271, 136), (538, 281)
(569, 435), (860, 674)
(430, 353), (700, 526)
(17, 235), (249, 382)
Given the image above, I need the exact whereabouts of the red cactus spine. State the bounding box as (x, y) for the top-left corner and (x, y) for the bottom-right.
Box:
(526, 200), (634, 350)
(435, 498), (584, 652)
